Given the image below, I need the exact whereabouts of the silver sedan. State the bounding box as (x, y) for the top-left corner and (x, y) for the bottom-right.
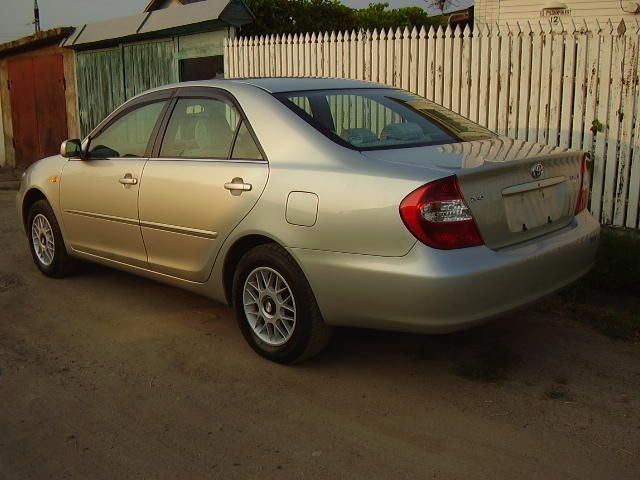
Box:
(17, 78), (600, 363)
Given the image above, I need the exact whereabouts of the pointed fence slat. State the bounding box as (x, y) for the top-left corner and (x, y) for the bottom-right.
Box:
(591, 24), (615, 221)
(224, 23), (640, 229)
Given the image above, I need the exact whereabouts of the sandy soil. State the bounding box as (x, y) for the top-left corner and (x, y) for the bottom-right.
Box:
(0, 191), (638, 480)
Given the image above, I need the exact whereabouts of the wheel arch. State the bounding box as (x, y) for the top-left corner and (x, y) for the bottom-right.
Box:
(223, 234), (299, 305)
(21, 188), (48, 231)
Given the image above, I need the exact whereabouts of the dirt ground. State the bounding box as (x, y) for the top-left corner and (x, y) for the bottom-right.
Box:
(0, 190), (639, 480)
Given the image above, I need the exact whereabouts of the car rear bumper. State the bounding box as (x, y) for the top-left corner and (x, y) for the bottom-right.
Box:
(290, 211), (600, 334)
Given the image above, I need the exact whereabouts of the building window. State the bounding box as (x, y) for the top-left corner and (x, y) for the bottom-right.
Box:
(179, 55), (224, 81)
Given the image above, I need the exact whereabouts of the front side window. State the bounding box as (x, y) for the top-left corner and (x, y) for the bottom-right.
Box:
(160, 98), (240, 158)
(88, 101), (167, 158)
(275, 89), (494, 150)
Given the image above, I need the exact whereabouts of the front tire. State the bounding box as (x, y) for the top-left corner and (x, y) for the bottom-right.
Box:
(232, 244), (332, 364)
(27, 200), (76, 278)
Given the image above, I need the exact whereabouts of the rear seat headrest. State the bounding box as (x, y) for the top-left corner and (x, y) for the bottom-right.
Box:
(381, 122), (424, 141)
(340, 128), (378, 146)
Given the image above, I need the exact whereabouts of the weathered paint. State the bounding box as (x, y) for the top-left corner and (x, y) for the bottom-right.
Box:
(225, 22), (640, 229)
(0, 44), (78, 169)
(76, 48), (125, 137)
(124, 41), (177, 100)
(76, 29), (234, 137)
(0, 96), (4, 167)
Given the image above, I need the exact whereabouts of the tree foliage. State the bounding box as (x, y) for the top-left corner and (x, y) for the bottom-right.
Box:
(241, 1), (445, 36)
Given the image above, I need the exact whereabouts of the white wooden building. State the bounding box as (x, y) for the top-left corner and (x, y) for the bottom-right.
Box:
(474, 0), (640, 28)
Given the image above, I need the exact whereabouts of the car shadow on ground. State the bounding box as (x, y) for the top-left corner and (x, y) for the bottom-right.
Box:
(71, 258), (635, 397)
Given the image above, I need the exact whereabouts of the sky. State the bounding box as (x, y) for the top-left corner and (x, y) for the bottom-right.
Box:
(0, 0), (468, 43)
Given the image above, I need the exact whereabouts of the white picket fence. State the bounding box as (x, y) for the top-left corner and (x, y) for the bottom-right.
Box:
(224, 21), (640, 229)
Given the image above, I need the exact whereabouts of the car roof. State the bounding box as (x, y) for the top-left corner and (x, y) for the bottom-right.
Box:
(226, 77), (390, 93)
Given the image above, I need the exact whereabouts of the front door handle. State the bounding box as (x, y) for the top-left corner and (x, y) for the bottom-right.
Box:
(119, 174), (138, 186)
(224, 177), (252, 194)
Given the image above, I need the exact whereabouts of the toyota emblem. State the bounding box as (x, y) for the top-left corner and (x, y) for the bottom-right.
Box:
(530, 163), (544, 179)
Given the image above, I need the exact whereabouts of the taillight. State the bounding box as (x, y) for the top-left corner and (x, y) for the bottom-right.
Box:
(575, 153), (591, 214)
(399, 175), (484, 250)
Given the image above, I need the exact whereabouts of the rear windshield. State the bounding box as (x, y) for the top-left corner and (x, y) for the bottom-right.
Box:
(275, 88), (494, 150)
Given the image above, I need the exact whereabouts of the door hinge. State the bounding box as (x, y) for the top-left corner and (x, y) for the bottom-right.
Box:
(6, 80), (10, 91)
(12, 138), (16, 148)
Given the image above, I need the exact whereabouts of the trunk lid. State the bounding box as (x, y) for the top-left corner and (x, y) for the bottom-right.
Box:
(363, 137), (584, 250)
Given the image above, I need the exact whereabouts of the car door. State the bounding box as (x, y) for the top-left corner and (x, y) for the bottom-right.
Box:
(138, 88), (269, 282)
(60, 91), (173, 267)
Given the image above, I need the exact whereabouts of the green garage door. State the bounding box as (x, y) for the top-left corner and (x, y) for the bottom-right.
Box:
(76, 40), (176, 137)
(123, 41), (177, 100)
(76, 48), (124, 137)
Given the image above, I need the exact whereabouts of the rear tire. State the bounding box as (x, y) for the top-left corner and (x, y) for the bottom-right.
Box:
(232, 243), (333, 364)
(27, 200), (76, 278)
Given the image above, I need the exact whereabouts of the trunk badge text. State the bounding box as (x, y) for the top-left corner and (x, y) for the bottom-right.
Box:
(530, 163), (544, 178)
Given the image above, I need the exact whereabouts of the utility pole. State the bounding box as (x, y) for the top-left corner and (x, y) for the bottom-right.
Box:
(34, 0), (41, 33)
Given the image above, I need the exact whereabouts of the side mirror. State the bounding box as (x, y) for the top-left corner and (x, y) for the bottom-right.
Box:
(60, 139), (83, 158)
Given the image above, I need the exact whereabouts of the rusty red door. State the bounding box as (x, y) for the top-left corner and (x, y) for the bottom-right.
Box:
(8, 54), (68, 168)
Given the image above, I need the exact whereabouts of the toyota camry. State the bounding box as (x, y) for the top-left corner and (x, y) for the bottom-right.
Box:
(17, 78), (600, 363)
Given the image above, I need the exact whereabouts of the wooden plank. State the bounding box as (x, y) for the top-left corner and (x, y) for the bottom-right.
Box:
(363, 30), (371, 81)
(478, 24), (492, 128)
(426, 26), (436, 101)
(401, 27), (411, 90)
(536, 22), (553, 145)
(386, 29), (395, 86)
(487, 24), (501, 131)
(329, 31), (337, 78)
(336, 31), (344, 78)
(571, 26), (588, 150)
(451, 25), (462, 113)
(460, 25), (472, 118)
(626, 28), (640, 227)
(371, 29), (380, 83)
(409, 26), (419, 94)
(322, 32), (330, 77)
(614, 31), (638, 226)
(350, 30), (358, 79)
(469, 24), (482, 123)
(506, 24), (521, 138)
(517, 22), (532, 141)
(394, 27), (403, 87)
(497, 24), (511, 135)
(591, 22), (615, 221)
(581, 25), (601, 164)
(602, 28), (626, 224)
(378, 29), (387, 85)
(434, 26), (444, 104)
(547, 28), (565, 147)
(443, 25), (454, 108)
(286, 34), (293, 77)
(528, 23), (543, 142)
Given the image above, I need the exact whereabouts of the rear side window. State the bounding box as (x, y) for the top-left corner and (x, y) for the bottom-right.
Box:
(160, 98), (240, 158)
(275, 89), (494, 150)
(88, 101), (167, 158)
(232, 121), (263, 160)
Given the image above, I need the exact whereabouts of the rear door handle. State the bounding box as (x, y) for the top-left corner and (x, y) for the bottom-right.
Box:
(119, 174), (138, 185)
(224, 177), (252, 193)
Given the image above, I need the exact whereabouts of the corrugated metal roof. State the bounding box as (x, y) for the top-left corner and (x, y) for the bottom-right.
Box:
(62, 0), (253, 50)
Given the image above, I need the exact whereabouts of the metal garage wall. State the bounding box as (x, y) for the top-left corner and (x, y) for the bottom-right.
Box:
(0, 100), (5, 167)
(76, 48), (124, 137)
(123, 40), (177, 100)
(76, 40), (176, 137)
